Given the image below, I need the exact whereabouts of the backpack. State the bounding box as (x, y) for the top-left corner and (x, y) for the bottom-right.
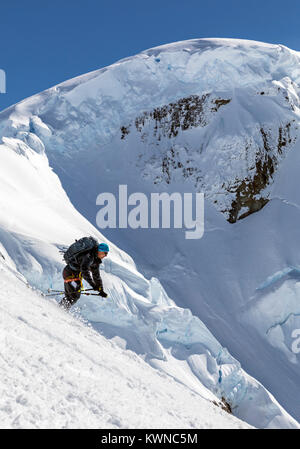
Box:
(63, 236), (98, 266)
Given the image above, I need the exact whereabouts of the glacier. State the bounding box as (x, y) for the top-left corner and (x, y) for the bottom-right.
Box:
(1, 37), (300, 428)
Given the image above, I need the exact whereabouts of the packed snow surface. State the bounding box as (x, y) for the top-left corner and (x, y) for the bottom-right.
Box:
(1, 259), (252, 429)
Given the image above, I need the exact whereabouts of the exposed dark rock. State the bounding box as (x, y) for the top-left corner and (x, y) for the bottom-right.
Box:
(120, 126), (130, 139)
(227, 153), (274, 223)
(159, 146), (202, 186)
(220, 397), (232, 414)
(121, 94), (231, 141)
(212, 98), (231, 112)
(278, 123), (292, 154)
(260, 128), (271, 152)
(226, 124), (295, 223)
(212, 397), (232, 414)
(120, 94), (297, 224)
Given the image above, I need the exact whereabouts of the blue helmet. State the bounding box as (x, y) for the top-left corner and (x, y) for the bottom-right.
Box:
(98, 243), (109, 253)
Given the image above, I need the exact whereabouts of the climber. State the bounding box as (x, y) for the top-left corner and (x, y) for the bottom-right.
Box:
(60, 238), (109, 310)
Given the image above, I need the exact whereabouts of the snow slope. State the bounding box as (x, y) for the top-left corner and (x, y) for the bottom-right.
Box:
(1, 258), (251, 429)
(1, 38), (300, 427)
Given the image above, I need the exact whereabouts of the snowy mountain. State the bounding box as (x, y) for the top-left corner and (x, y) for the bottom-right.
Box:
(1, 37), (300, 428)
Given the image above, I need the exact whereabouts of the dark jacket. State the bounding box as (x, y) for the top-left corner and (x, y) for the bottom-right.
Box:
(68, 248), (103, 289)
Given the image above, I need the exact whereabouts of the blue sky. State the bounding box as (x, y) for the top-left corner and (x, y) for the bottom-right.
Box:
(0, 0), (300, 110)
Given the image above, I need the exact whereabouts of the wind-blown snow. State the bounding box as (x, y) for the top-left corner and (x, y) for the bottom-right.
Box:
(1, 37), (300, 428)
